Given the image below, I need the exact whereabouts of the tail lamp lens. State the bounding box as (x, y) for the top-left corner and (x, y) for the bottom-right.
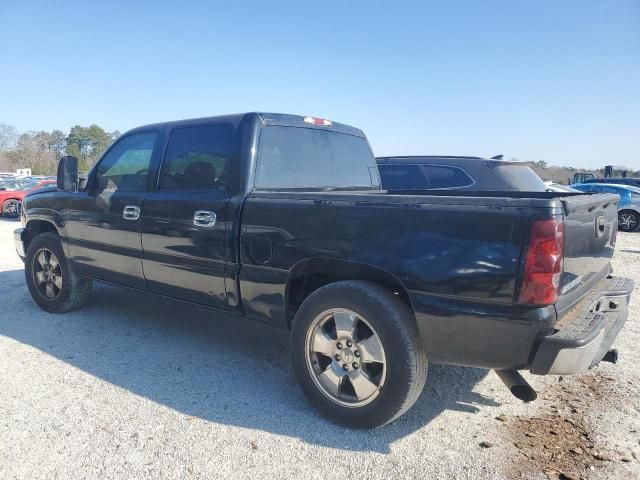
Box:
(517, 219), (565, 305)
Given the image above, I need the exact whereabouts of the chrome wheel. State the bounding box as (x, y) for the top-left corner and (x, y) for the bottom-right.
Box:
(619, 212), (638, 232)
(305, 308), (387, 407)
(2, 199), (20, 217)
(32, 248), (63, 299)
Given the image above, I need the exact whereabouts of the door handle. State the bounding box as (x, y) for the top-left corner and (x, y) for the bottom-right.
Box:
(193, 210), (216, 227)
(122, 205), (140, 220)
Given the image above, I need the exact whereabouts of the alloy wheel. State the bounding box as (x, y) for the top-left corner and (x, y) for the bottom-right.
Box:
(3, 199), (20, 217)
(32, 248), (63, 299)
(305, 308), (387, 407)
(619, 212), (638, 232)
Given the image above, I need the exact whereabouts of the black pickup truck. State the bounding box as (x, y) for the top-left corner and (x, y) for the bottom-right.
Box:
(15, 113), (633, 428)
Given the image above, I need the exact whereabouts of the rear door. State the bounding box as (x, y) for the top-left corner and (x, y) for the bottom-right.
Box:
(556, 193), (619, 314)
(140, 123), (233, 309)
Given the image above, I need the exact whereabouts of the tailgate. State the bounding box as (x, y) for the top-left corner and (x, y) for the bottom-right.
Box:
(556, 193), (619, 315)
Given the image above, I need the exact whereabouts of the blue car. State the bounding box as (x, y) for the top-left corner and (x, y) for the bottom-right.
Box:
(572, 183), (640, 232)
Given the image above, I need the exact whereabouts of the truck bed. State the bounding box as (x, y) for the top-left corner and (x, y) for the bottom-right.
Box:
(240, 189), (619, 369)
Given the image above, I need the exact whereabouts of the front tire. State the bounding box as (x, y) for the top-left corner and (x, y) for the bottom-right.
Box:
(291, 280), (427, 428)
(24, 232), (93, 313)
(618, 210), (639, 232)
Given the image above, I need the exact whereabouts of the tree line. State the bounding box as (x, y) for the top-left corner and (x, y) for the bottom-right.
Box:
(1, 121), (637, 180)
(525, 160), (640, 184)
(0, 123), (120, 175)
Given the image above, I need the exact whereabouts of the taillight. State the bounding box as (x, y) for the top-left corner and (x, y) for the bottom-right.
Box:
(517, 218), (565, 305)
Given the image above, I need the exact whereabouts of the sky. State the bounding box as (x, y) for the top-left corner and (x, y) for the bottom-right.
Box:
(0, 1), (638, 169)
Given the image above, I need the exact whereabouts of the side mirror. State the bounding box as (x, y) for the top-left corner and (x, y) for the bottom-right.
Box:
(57, 155), (79, 192)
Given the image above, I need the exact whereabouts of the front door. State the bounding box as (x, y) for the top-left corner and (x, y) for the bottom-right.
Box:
(66, 131), (158, 289)
(140, 123), (232, 309)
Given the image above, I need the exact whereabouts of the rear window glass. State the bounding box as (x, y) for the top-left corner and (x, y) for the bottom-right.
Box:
(255, 126), (379, 189)
(378, 164), (429, 189)
(490, 164), (547, 191)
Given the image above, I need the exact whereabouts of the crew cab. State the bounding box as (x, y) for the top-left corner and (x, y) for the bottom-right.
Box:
(15, 113), (633, 427)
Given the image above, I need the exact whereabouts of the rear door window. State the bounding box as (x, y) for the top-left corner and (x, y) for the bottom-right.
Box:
(159, 124), (232, 190)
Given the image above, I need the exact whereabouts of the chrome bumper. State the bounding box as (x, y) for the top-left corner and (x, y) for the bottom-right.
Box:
(530, 276), (633, 375)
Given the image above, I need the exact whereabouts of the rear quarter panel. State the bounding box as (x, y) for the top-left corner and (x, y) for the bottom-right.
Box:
(240, 193), (549, 314)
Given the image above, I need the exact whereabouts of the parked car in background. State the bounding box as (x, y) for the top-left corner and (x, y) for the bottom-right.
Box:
(0, 177), (35, 191)
(376, 156), (549, 192)
(14, 113), (633, 427)
(572, 183), (640, 232)
(0, 179), (56, 217)
(583, 177), (640, 188)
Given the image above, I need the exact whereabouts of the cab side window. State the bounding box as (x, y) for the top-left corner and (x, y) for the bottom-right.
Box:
(93, 132), (157, 192)
(159, 124), (232, 190)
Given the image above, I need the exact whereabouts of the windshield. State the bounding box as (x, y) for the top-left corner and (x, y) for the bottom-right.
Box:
(0, 179), (33, 190)
(29, 181), (55, 191)
(490, 164), (548, 191)
(255, 126), (380, 190)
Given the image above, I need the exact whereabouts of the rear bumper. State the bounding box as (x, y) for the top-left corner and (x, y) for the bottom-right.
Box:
(530, 276), (633, 375)
(14, 227), (27, 261)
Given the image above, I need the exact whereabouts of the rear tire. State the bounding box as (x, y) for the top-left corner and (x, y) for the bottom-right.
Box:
(24, 232), (93, 313)
(291, 280), (427, 428)
(618, 210), (639, 232)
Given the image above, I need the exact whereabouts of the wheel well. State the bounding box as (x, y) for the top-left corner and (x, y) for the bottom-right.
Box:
(25, 220), (58, 249)
(285, 258), (413, 328)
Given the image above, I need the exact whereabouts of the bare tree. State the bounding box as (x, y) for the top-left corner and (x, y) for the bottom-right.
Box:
(0, 123), (18, 152)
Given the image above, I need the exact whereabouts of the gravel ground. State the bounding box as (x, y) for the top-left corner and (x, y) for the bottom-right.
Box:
(0, 217), (638, 480)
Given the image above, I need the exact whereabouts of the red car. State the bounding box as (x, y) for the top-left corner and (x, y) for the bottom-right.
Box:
(0, 179), (57, 217)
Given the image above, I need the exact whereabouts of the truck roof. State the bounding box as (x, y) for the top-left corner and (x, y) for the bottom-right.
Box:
(126, 112), (365, 138)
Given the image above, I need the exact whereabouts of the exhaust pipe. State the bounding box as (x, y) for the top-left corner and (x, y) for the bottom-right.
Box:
(495, 370), (537, 402)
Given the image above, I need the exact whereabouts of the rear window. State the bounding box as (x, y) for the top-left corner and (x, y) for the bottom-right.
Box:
(255, 126), (379, 189)
(490, 164), (547, 191)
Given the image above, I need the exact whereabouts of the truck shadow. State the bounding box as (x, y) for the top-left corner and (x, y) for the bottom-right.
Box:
(0, 268), (499, 453)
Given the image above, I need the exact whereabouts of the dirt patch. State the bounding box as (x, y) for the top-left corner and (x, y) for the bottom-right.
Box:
(506, 371), (634, 479)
